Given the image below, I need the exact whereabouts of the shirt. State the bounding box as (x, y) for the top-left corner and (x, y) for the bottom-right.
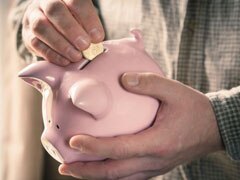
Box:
(13, 0), (240, 179)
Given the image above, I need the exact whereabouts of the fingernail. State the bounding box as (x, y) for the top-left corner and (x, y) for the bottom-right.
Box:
(75, 36), (90, 50)
(125, 73), (139, 86)
(59, 164), (73, 176)
(89, 28), (103, 41)
(70, 138), (81, 150)
(69, 137), (87, 153)
(60, 168), (71, 175)
(67, 47), (82, 62)
(60, 169), (70, 175)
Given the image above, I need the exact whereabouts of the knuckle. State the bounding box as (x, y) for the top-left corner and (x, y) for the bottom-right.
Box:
(44, 0), (65, 17)
(140, 73), (160, 91)
(81, 8), (97, 20)
(21, 28), (28, 42)
(25, 43), (36, 55)
(45, 49), (57, 60)
(22, 14), (29, 28)
(152, 142), (173, 157)
(31, 17), (48, 34)
(81, 10), (97, 22)
(46, 52), (69, 66)
(66, 0), (79, 10)
(146, 160), (161, 170)
(30, 38), (49, 57)
(105, 168), (120, 180)
(145, 73), (159, 84)
(58, 20), (72, 30)
(25, 43), (33, 52)
(111, 140), (130, 159)
(66, 0), (95, 17)
(30, 37), (42, 49)
(60, 46), (70, 56)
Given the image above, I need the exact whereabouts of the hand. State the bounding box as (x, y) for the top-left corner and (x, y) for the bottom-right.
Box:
(22, 0), (104, 66)
(59, 72), (224, 180)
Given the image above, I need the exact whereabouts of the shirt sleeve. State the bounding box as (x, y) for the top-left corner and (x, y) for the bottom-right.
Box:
(206, 86), (240, 161)
(11, 0), (39, 63)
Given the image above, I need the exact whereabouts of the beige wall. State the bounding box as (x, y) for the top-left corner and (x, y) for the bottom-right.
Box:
(0, 1), (44, 179)
(0, 0), (12, 177)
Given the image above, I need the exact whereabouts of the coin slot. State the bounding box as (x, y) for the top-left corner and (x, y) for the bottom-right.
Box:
(79, 60), (91, 70)
(103, 47), (107, 53)
(79, 45), (106, 70)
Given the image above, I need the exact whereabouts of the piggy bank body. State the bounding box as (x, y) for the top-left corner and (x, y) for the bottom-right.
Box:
(19, 30), (164, 163)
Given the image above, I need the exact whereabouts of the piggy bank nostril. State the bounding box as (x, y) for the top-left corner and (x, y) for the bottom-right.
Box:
(36, 83), (42, 90)
(51, 149), (56, 155)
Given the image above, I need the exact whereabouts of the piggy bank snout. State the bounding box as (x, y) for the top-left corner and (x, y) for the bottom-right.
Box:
(41, 137), (64, 163)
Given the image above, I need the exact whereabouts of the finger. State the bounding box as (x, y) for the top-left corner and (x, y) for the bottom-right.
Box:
(23, 26), (69, 65)
(121, 72), (185, 102)
(22, 28), (39, 56)
(30, 37), (70, 66)
(40, 0), (91, 50)
(69, 127), (159, 159)
(59, 157), (163, 180)
(63, 0), (105, 42)
(28, 8), (82, 62)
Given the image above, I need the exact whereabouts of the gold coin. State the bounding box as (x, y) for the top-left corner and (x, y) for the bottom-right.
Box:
(82, 43), (104, 60)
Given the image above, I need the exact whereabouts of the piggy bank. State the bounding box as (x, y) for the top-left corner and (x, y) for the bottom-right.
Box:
(18, 30), (164, 163)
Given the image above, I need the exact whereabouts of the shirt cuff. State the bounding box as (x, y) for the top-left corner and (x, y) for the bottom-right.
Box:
(206, 86), (240, 161)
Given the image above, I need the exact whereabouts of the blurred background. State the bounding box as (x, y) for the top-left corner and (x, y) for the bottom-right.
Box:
(0, 1), (65, 179)
(0, 0), (4, 178)
(1, 0), (12, 178)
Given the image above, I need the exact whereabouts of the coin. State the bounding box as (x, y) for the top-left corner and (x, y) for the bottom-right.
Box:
(82, 43), (104, 60)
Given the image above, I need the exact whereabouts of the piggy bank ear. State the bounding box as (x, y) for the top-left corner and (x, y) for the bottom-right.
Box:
(18, 61), (62, 92)
(69, 79), (112, 119)
(129, 29), (145, 50)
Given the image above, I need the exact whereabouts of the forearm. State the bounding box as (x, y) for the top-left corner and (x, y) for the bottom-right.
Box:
(207, 86), (240, 160)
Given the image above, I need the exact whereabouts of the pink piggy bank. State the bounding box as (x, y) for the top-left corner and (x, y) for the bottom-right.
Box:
(18, 30), (164, 163)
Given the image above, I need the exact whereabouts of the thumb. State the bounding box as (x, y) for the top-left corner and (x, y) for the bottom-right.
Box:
(121, 72), (182, 102)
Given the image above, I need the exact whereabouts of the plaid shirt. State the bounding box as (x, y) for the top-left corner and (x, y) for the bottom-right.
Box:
(13, 0), (240, 179)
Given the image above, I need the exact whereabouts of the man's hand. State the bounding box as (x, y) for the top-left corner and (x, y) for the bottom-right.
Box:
(59, 72), (224, 180)
(22, 0), (104, 66)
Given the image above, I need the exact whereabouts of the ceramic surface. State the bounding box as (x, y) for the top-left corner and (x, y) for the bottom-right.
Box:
(18, 30), (164, 163)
